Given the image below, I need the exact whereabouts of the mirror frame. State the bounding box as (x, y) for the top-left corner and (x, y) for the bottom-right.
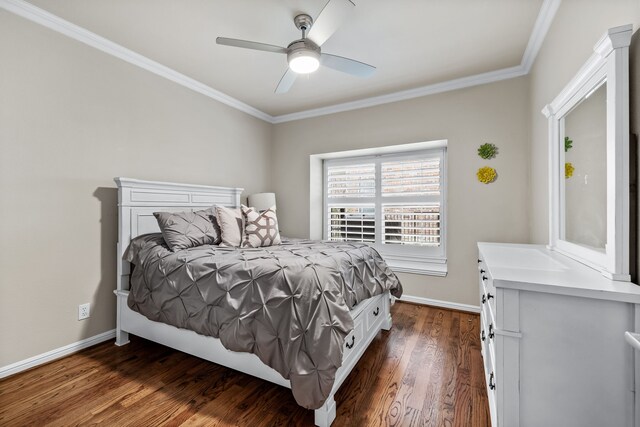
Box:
(542, 24), (632, 281)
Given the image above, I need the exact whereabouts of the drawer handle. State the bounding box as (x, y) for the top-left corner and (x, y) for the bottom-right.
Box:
(487, 293), (494, 300)
(481, 329), (486, 342)
(480, 269), (486, 274)
(373, 307), (380, 316)
(345, 335), (355, 349)
(482, 294), (486, 304)
(489, 372), (496, 390)
(489, 324), (495, 339)
(478, 259), (482, 264)
(482, 275), (488, 281)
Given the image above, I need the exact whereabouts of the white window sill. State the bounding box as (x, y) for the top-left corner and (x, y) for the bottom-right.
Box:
(383, 255), (448, 277)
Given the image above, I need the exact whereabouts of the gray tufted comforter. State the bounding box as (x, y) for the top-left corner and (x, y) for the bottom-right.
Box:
(124, 234), (402, 409)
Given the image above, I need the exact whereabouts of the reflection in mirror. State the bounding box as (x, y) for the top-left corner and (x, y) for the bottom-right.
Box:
(562, 82), (607, 251)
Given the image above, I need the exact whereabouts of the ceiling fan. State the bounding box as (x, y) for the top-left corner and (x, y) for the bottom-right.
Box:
(216, 0), (376, 94)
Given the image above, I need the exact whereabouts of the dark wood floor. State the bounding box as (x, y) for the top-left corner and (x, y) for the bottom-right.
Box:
(0, 302), (489, 426)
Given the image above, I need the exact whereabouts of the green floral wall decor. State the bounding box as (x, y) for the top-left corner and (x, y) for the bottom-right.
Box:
(565, 136), (573, 152)
(477, 143), (498, 159)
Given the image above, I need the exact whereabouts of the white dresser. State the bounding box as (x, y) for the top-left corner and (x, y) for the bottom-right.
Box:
(478, 242), (640, 427)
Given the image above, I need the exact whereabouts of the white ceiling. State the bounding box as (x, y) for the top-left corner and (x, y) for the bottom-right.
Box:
(26, 0), (544, 117)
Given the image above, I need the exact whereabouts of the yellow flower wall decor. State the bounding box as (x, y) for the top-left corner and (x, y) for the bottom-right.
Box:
(477, 166), (497, 184)
(565, 162), (575, 179)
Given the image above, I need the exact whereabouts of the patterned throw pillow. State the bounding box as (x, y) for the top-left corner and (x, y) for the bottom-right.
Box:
(153, 208), (220, 252)
(215, 206), (245, 247)
(241, 205), (281, 248)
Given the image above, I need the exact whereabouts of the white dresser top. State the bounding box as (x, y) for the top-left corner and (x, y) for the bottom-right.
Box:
(478, 242), (640, 303)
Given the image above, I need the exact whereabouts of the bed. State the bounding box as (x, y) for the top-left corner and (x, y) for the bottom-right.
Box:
(114, 177), (402, 426)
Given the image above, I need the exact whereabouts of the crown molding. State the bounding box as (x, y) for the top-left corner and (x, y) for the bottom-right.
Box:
(0, 0), (275, 123)
(1, 0), (560, 124)
(520, 0), (562, 73)
(272, 65), (527, 123)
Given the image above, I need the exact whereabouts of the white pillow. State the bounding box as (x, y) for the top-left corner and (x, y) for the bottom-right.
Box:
(214, 206), (244, 247)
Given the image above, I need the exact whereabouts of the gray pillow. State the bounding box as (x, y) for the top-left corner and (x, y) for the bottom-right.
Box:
(153, 208), (220, 251)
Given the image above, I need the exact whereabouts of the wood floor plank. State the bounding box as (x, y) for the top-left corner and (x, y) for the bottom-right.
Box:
(0, 302), (489, 426)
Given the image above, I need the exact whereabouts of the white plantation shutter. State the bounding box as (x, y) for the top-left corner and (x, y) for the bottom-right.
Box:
(383, 205), (440, 246)
(327, 163), (375, 198)
(328, 205), (376, 243)
(324, 147), (446, 265)
(380, 157), (441, 247)
(381, 158), (440, 196)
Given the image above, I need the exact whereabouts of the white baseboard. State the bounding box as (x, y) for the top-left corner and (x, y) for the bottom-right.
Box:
(399, 294), (481, 313)
(0, 329), (116, 379)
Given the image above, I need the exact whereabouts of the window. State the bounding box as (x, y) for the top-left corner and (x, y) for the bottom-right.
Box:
(324, 147), (447, 276)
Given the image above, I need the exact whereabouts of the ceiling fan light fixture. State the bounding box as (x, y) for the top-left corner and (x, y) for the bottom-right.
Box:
(287, 41), (321, 74)
(289, 53), (320, 74)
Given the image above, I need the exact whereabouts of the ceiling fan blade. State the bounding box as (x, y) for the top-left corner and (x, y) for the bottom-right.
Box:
(321, 53), (376, 77)
(307, 0), (355, 47)
(216, 37), (287, 54)
(275, 68), (297, 94)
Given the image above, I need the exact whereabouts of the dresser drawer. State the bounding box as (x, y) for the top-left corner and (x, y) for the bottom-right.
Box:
(480, 282), (496, 325)
(486, 368), (498, 427)
(480, 308), (496, 368)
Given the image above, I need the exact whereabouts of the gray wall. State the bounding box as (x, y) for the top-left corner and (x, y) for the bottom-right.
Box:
(272, 77), (531, 307)
(0, 11), (272, 367)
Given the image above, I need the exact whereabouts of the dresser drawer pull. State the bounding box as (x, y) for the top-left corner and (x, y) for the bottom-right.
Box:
(489, 324), (495, 339)
(487, 293), (494, 300)
(482, 294), (486, 304)
(481, 329), (486, 342)
(478, 259), (482, 264)
(480, 269), (486, 274)
(373, 307), (380, 316)
(482, 275), (488, 281)
(345, 335), (355, 349)
(489, 372), (496, 390)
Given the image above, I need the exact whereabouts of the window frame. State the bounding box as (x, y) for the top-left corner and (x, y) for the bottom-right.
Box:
(323, 147), (447, 276)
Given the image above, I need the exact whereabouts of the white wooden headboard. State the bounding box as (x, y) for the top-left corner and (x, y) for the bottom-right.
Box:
(114, 177), (243, 292)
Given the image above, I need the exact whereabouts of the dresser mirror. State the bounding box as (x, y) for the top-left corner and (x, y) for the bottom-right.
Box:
(563, 81), (607, 250)
(543, 25), (632, 281)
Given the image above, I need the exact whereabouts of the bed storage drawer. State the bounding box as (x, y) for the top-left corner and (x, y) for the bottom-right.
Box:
(365, 294), (385, 333)
(343, 315), (365, 363)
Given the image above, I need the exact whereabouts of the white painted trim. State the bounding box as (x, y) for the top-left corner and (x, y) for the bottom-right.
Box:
(520, 0), (562, 73)
(387, 259), (448, 277)
(0, 0), (273, 123)
(272, 65), (527, 123)
(399, 294), (481, 314)
(0, 329), (116, 379)
(1, 0), (560, 124)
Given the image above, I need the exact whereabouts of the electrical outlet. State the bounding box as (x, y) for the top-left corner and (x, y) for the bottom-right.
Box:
(78, 303), (90, 320)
